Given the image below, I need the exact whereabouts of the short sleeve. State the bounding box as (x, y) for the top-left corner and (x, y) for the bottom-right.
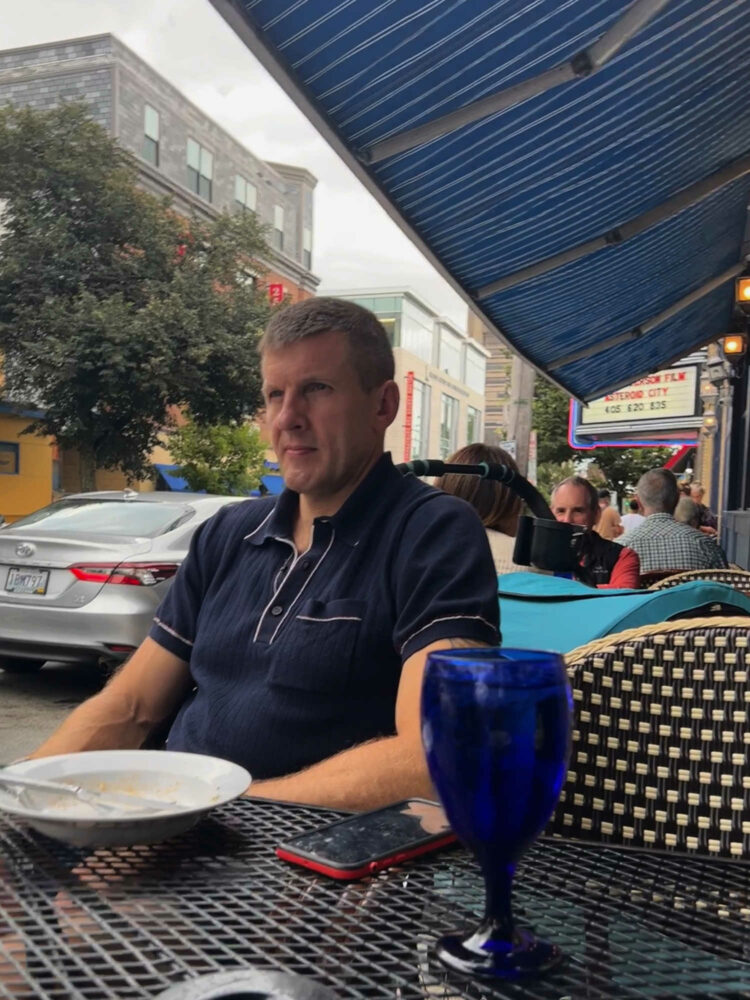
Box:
(600, 546), (640, 589)
(148, 510), (225, 660)
(391, 494), (500, 661)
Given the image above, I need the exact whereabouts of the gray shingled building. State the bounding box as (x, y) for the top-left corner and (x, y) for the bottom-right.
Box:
(0, 33), (319, 297)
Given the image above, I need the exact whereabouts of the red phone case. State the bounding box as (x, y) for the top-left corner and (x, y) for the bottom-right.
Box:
(276, 832), (457, 880)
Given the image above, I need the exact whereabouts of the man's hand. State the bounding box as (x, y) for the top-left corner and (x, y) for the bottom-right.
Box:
(29, 639), (192, 758)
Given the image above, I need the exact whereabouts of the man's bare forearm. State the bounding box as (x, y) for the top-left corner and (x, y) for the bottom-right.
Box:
(28, 638), (191, 760)
(29, 688), (151, 758)
(249, 733), (434, 811)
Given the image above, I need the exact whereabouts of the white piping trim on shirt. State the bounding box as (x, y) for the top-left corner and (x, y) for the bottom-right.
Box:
(400, 614), (497, 654)
(269, 529), (336, 644)
(297, 615), (363, 623)
(153, 616), (194, 647)
(252, 537), (298, 643)
(243, 507), (275, 541)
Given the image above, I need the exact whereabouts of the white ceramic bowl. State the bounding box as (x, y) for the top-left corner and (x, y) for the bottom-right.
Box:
(0, 750), (251, 847)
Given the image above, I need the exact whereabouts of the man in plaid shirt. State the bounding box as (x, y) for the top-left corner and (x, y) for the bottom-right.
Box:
(621, 469), (728, 574)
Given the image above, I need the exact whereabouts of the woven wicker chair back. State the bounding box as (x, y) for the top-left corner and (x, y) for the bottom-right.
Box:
(648, 568), (750, 596)
(546, 618), (750, 858)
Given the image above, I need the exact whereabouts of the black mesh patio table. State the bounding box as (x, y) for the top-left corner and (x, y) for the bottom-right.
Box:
(1, 798), (749, 999)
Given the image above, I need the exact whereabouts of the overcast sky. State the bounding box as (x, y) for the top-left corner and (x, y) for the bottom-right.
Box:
(3, 0), (469, 326)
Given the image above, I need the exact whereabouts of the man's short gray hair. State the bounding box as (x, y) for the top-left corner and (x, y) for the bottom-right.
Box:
(259, 297), (395, 392)
(675, 496), (700, 528)
(636, 468), (679, 514)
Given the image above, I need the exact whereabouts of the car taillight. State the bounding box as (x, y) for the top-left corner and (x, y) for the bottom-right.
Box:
(69, 563), (180, 586)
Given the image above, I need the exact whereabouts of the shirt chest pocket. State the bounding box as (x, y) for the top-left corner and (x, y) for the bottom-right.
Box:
(267, 598), (367, 694)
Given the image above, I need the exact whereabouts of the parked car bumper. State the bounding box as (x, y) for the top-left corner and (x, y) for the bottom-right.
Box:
(0, 586), (164, 665)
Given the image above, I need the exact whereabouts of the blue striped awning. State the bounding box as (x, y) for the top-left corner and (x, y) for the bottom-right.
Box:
(211, 0), (750, 400)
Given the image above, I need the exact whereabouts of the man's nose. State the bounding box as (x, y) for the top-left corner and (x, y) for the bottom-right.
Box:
(274, 395), (305, 431)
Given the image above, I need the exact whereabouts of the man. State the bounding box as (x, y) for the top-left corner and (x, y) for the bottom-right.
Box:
(26, 298), (500, 811)
(621, 469), (728, 573)
(551, 476), (639, 588)
(689, 482), (718, 536)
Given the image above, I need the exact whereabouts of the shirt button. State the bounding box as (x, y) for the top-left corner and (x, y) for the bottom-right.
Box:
(300, 559), (311, 571)
(271, 605), (283, 616)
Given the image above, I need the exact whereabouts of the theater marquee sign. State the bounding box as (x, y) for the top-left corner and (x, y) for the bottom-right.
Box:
(570, 362), (702, 446)
(580, 365), (699, 426)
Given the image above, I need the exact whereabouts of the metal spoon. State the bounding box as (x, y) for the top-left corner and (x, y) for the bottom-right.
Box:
(0, 772), (182, 814)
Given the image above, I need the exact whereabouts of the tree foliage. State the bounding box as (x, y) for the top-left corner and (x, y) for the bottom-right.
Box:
(0, 103), (273, 490)
(169, 418), (267, 495)
(532, 377), (674, 493)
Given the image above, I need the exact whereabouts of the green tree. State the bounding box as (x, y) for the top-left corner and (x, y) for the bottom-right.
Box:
(0, 102), (273, 490)
(532, 378), (673, 493)
(169, 419), (267, 495)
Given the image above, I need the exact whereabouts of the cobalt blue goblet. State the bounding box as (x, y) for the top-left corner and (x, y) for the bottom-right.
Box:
(422, 648), (572, 980)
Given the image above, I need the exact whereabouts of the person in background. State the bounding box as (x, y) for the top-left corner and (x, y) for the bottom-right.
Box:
(620, 497), (645, 532)
(674, 496), (701, 529)
(594, 488), (624, 541)
(621, 469), (728, 573)
(551, 476), (640, 588)
(434, 443), (526, 576)
(689, 482), (718, 536)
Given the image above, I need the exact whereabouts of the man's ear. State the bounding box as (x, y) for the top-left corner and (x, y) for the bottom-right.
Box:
(376, 380), (400, 428)
(592, 505), (602, 528)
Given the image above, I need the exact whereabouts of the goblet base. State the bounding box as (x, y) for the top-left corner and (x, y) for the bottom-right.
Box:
(435, 926), (563, 980)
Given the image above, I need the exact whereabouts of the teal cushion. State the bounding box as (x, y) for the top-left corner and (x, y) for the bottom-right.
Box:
(498, 572), (750, 653)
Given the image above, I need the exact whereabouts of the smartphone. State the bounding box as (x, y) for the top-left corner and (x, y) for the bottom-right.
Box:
(276, 798), (457, 880)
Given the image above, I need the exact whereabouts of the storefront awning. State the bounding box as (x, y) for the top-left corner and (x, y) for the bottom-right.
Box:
(154, 463), (191, 492)
(212, 0), (750, 401)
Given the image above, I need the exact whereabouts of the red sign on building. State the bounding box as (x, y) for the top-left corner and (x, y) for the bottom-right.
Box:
(268, 283), (285, 304)
(403, 371), (415, 461)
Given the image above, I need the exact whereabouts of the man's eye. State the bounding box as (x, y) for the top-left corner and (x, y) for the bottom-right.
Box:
(305, 382), (329, 393)
(265, 389), (282, 400)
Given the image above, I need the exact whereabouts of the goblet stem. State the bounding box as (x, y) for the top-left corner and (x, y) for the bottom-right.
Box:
(482, 861), (516, 945)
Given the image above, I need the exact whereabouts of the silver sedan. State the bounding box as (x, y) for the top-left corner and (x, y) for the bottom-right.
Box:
(0, 491), (251, 674)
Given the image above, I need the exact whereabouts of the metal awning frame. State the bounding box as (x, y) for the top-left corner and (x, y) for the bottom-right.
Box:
(478, 154), (750, 300)
(211, 0), (745, 406)
(550, 262), (745, 374)
(362, 0), (672, 163)
(211, 0), (576, 397)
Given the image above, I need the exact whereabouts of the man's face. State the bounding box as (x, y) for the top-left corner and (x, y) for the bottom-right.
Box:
(690, 486), (703, 503)
(262, 330), (397, 511)
(551, 484), (598, 529)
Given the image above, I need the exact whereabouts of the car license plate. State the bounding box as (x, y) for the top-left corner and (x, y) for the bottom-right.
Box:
(5, 567), (50, 595)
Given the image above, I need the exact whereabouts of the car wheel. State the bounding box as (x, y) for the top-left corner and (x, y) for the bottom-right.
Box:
(0, 657), (46, 674)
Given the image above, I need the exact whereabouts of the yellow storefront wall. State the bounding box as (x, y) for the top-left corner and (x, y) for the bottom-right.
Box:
(0, 414), (55, 522)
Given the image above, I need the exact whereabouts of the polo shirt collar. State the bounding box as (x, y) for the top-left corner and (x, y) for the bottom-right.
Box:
(246, 452), (403, 548)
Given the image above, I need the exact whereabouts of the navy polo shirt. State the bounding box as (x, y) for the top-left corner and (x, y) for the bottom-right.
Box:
(149, 453), (500, 779)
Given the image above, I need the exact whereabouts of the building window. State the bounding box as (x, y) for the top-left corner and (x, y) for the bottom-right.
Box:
(401, 299), (435, 364)
(143, 105), (159, 166)
(410, 379), (431, 461)
(273, 205), (284, 251)
(187, 138), (213, 201)
(467, 405), (482, 444)
(303, 226), (312, 270)
(234, 174), (257, 213)
(439, 327), (463, 380)
(0, 442), (19, 475)
(439, 394), (459, 458)
(465, 346), (487, 394)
